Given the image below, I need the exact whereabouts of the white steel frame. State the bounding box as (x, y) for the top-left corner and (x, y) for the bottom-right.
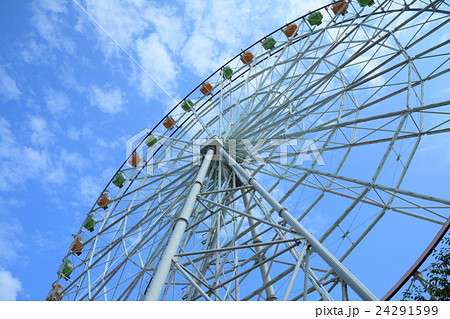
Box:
(49, 0), (450, 301)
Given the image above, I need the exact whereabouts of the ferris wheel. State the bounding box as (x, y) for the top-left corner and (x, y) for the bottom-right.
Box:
(48, 0), (450, 301)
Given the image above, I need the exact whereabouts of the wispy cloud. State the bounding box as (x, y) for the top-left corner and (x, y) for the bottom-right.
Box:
(60, 148), (88, 172)
(180, 0), (327, 77)
(30, 0), (76, 54)
(83, 0), (149, 57)
(78, 175), (102, 203)
(36, 0), (67, 13)
(0, 211), (27, 302)
(29, 116), (55, 146)
(0, 266), (22, 301)
(0, 218), (26, 264)
(20, 0), (74, 64)
(0, 116), (69, 191)
(44, 88), (70, 116)
(0, 66), (21, 101)
(144, 5), (186, 53)
(181, 34), (217, 76)
(19, 39), (47, 64)
(89, 84), (125, 114)
(135, 33), (179, 100)
(76, 0), (329, 103)
(58, 64), (85, 94)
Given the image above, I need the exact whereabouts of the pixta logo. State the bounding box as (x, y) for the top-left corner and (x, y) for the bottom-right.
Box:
(191, 138), (325, 166)
(127, 131), (325, 175)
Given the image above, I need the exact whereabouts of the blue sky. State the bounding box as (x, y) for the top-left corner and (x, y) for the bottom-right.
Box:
(1, 0), (449, 301)
(0, 0), (335, 301)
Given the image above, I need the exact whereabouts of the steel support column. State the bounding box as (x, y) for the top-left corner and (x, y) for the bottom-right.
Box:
(242, 191), (277, 300)
(142, 148), (215, 301)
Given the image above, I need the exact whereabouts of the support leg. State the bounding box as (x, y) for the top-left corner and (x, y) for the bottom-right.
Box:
(142, 148), (215, 301)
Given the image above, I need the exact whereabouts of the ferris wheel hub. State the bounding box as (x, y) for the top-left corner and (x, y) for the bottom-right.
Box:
(200, 137), (224, 157)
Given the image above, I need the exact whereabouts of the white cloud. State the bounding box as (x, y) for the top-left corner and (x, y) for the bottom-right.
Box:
(44, 88), (70, 116)
(95, 136), (121, 150)
(181, 34), (218, 76)
(0, 197), (23, 207)
(0, 218), (25, 264)
(29, 116), (54, 146)
(0, 118), (16, 159)
(0, 66), (21, 101)
(71, 0), (330, 101)
(45, 164), (67, 185)
(36, 0), (66, 13)
(78, 0), (317, 99)
(78, 175), (102, 203)
(89, 84), (125, 114)
(30, 0), (76, 54)
(20, 39), (47, 63)
(58, 65), (85, 94)
(0, 118), (30, 190)
(0, 116), (68, 191)
(66, 125), (81, 141)
(84, 0), (149, 57)
(22, 147), (48, 172)
(135, 33), (179, 99)
(180, 0), (328, 77)
(60, 149), (87, 172)
(302, 209), (329, 237)
(33, 230), (54, 248)
(76, 1), (183, 100)
(143, 6), (186, 53)
(0, 267), (22, 301)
